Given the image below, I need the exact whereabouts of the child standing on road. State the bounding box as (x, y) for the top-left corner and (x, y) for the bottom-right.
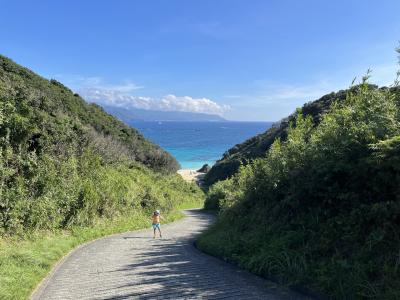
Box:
(151, 210), (164, 238)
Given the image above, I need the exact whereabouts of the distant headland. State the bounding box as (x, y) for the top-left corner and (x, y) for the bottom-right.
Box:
(103, 105), (227, 122)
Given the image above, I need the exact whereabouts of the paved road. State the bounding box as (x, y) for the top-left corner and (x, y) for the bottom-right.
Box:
(32, 209), (308, 300)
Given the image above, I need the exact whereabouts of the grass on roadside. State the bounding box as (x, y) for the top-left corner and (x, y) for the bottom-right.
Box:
(0, 203), (203, 300)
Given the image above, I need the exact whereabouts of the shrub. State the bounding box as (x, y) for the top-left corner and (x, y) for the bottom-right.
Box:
(198, 78), (400, 299)
(0, 55), (199, 236)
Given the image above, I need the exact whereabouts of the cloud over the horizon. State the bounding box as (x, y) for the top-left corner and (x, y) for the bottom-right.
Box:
(80, 88), (230, 115)
(54, 75), (230, 115)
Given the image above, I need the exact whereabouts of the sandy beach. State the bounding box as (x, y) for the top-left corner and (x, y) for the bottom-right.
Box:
(177, 169), (206, 184)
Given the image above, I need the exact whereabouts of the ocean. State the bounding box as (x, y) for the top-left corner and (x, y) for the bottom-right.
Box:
(129, 121), (273, 170)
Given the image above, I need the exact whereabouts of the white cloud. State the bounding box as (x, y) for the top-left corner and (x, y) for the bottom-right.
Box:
(107, 82), (143, 93)
(226, 80), (339, 109)
(223, 61), (399, 121)
(225, 62), (399, 109)
(159, 95), (230, 114)
(369, 64), (399, 87)
(256, 81), (335, 104)
(54, 75), (229, 115)
(52, 74), (143, 93)
(80, 88), (230, 115)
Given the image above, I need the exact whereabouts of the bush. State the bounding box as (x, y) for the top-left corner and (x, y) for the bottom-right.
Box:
(198, 79), (400, 299)
(0, 55), (199, 235)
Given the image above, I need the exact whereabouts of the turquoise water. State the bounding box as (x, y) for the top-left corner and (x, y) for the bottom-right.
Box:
(130, 121), (272, 169)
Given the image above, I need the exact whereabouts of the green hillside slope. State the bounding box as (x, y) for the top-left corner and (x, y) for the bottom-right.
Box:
(0, 54), (203, 235)
(0, 55), (179, 173)
(0, 55), (204, 299)
(204, 86), (374, 186)
(198, 80), (400, 298)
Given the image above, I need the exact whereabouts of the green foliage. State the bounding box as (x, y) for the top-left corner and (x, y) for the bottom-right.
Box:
(205, 162), (253, 211)
(204, 84), (395, 186)
(0, 55), (179, 173)
(0, 55), (202, 236)
(0, 147), (202, 235)
(198, 80), (400, 299)
(0, 55), (205, 299)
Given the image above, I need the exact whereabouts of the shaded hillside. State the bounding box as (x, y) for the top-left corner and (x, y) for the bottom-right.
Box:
(204, 86), (376, 185)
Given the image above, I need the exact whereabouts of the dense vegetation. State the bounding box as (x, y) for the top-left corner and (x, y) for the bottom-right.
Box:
(204, 85), (380, 186)
(198, 74), (400, 298)
(0, 55), (195, 235)
(0, 55), (179, 174)
(0, 55), (204, 298)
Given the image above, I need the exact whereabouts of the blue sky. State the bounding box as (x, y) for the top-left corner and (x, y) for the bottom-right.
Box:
(1, 0), (399, 121)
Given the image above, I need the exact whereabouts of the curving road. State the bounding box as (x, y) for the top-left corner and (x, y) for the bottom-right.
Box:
(31, 209), (308, 300)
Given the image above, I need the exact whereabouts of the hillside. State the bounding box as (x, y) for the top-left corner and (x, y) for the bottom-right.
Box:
(0, 55), (205, 236)
(198, 81), (400, 298)
(204, 87), (369, 185)
(0, 55), (179, 173)
(103, 105), (226, 122)
(0, 55), (206, 298)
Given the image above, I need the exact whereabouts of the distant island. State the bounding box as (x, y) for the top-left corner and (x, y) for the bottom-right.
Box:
(103, 105), (227, 122)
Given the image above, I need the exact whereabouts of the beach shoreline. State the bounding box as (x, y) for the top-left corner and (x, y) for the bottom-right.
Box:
(177, 169), (206, 185)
